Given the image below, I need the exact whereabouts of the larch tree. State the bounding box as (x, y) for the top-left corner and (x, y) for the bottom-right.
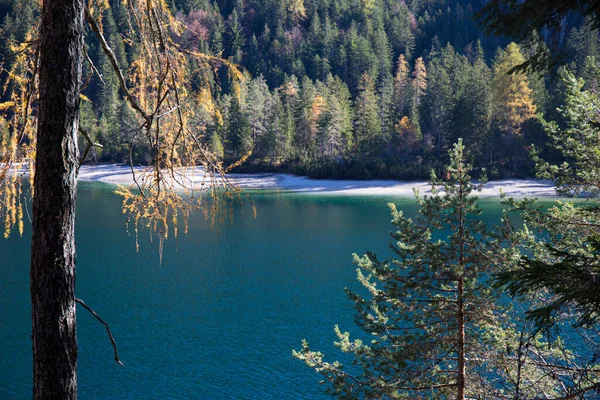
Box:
(412, 56), (427, 108)
(288, 0), (306, 23)
(492, 43), (537, 138)
(29, 1), (84, 397)
(0, 1), (242, 398)
(393, 54), (410, 123)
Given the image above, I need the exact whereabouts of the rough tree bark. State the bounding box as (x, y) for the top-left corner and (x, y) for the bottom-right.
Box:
(30, 0), (84, 398)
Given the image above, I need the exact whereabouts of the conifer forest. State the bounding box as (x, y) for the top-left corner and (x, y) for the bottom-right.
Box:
(3, 0), (598, 179)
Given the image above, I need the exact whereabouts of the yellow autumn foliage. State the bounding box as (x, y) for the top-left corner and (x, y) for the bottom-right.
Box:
(492, 42), (537, 137)
(0, 0), (245, 255)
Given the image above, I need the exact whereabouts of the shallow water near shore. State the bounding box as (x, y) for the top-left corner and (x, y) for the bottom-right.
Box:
(0, 182), (555, 399)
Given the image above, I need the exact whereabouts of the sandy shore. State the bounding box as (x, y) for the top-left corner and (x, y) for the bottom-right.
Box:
(77, 164), (557, 197)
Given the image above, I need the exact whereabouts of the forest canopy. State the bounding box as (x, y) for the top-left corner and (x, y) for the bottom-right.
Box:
(1, 0), (599, 180)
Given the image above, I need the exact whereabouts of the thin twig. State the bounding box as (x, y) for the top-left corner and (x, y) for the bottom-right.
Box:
(84, 46), (105, 85)
(75, 297), (125, 367)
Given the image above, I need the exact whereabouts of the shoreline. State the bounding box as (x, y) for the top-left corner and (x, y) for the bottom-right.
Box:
(77, 164), (558, 197)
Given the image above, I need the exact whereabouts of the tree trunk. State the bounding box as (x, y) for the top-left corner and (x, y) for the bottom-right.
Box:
(456, 177), (466, 400)
(456, 276), (466, 400)
(30, 0), (83, 399)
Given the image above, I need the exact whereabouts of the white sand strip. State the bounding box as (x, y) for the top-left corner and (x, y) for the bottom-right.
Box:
(77, 164), (557, 197)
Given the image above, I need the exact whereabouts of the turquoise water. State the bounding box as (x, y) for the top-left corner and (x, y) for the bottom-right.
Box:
(1, 183), (521, 399)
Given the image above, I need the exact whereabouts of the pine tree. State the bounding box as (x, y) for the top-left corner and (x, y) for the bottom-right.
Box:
(451, 49), (492, 165)
(499, 70), (600, 328)
(244, 77), (270, 159)
(421, 56), (453, 157)
(226, 95), (252, 157)
(295, 141), (590, 398)
(227, 8), (245, 63)
(354, 73), (381, 155)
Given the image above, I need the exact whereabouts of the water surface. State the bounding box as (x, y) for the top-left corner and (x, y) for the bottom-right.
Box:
(0, 183), (523, 399)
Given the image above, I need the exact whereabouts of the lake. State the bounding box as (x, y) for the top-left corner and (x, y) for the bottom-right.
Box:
(0, 182), (522, 399)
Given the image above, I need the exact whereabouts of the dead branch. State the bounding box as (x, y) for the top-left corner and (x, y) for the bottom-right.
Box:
(75, 297), (124, 367)
(77, 127), (103, 171)
(84, 46), (104, 85)
(535, 382), (600, 400)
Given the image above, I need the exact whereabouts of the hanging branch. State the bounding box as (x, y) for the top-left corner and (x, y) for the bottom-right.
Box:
(84, 7), (148, 120)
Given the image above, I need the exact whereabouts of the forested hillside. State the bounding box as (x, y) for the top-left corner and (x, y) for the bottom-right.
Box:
(1, 0), (598, 179)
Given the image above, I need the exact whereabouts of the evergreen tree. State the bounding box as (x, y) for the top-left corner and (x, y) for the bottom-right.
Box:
(292, 77), (320, 161)
(421, 55), (453, 157)
(295, 141), (590, 398)
(377, 76), (394, 157)
(384, 0), (415, 58)
(353, 73), (381, 155)
(451, 48), (492, 166)
(277, 96), (296, 161)
(226, 95), (253, 157)
(567, 19), (600, 84)
(498, 70), (600, 328)
(326, 74), (354, 152)
(345, 23), (378, 94)
(227, 8), (245, 63)
(317, 94), (343, 157)
(258, 92), (283, 163)
(244, 76), (270, 159)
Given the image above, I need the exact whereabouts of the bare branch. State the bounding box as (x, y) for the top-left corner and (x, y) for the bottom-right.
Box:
(84, 46), (104, 85)
(75, 297), (124, 367)
(84, 8), (147, 119)
(77, 127), (103, 171)
(534, 382), (600, 400)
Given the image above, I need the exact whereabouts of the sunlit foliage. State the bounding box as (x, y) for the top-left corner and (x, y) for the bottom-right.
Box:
(0, 0), (246, 258)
